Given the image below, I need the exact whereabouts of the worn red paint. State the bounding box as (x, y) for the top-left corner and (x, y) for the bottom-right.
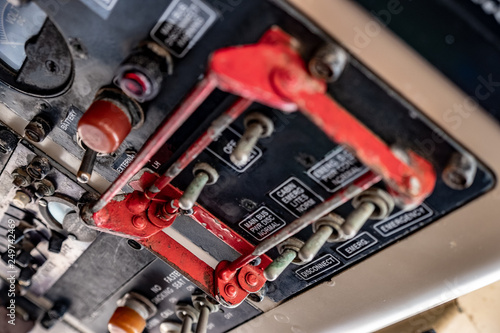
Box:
(92, 170), (270, 305)
(209, 26), (436, 207)
(142, 231), (215, 295)
(93, 27), (437, 306)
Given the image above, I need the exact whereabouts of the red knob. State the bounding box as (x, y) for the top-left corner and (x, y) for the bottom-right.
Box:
(78, 100), (131, 154)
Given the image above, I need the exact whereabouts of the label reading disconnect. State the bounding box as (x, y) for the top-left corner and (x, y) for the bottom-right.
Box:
(336, 232), (378, 259)
(112, 152), (135, 174)
(295, 254), (341, 281)
(58, 106), (83, 138)
(307, 147), (368, 192)
(206, 127), (262, 173)
(151, 0), (217, 57)
(238, 206), (286, 241)
(373, 203), (434, 237)
(269, 177), (323, 217)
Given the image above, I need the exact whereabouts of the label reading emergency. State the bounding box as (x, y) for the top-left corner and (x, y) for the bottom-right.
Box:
(58, 106), (83, 138)
(151, 0), (217, 57)
(206, 127), (262, 173)
(336, 232), (378, 259)
(307, 147), (368, 192)
(295, 254), (341, 281)
(269, 177), (323, 217)
(238, 206), (286, 241)
(373, 203), (434, 237)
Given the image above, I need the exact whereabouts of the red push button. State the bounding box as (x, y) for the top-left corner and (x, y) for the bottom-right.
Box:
(78, 100), (131, 154)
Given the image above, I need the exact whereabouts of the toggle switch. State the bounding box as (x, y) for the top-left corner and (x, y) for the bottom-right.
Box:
(178, 163), (219, 211)
(175, 302), (199, 333)
(192, 291), (219, 333)
(264, 237), (305, 281)
(230, 112), (274, 167)
(298, 213), (345, 263)
(299, 188), (394, 263)
(77, 146), (97, 184)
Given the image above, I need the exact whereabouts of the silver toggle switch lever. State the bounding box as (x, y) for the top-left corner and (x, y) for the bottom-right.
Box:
(77, 147), (97, 184)
(178, 163), (219, 211)
(230, 112), (274, 167)
(192, 291), (219, 333)
(299, 188), (394, 263)
(176, 303), (199, 333)
(264, 237), (305, 281)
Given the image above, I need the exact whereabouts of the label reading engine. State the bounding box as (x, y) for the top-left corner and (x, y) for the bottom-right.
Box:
(307, 147), (368, 192)
(239, 206), (286, 241)
(151, 0), (217, 57)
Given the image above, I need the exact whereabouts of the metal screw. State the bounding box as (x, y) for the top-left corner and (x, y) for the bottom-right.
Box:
(77, 147), (97, 184)
(178, 163), (219, 210)
(298, 213), (345, 263)
(192, 292), (219, 333)
(39, 199), (48, 207)
(264, 237), (305, 281)
(230, 112), (274, 167)
(24, 115), (52, 143)
(34, 179), (55, 198)
(442, 152), (477, 190)
(12, 190), (31, 209)
(0, 129), (18, 154)
(309, 43), (348, 82)
(41, 301), (68, 329)
(11, 167), (32, 187)
(26, 156), (51, 180)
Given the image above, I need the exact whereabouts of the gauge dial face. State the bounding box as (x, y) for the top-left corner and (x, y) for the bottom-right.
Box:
(0, 0), (46, 71)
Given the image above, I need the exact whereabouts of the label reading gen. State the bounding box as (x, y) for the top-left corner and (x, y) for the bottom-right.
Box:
(238, 206), (286, 241)
(307, 147), (368, 192)
(269, 177), (323, 217)
(373, 203), (434, 237)
(206, 127), (262, 173)
(336, 232), (378, 259)
(295, 254), (341, 281)
(151, 0), (217, 57)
